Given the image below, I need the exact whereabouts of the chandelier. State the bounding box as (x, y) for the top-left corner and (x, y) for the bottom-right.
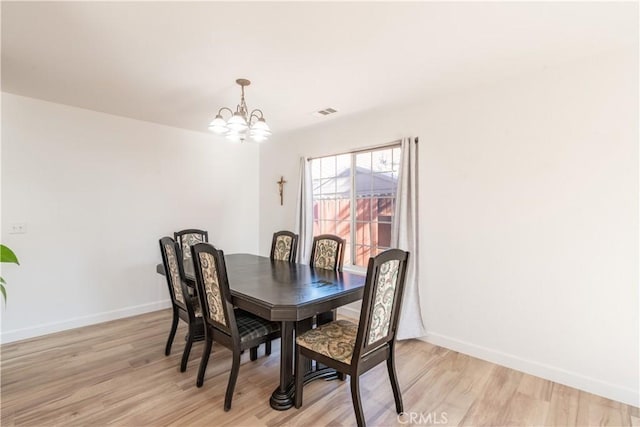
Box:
(208, 78), (271, 143)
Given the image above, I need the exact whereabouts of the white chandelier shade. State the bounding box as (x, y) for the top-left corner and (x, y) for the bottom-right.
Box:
(208, 79), (271, 143)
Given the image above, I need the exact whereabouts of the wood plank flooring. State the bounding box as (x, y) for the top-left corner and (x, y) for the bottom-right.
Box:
(1, 309), (637, 426)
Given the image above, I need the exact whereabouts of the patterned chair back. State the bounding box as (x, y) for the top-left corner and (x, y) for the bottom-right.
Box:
(310, 234), (345, 271)
(353, 249), (409, 360)
(159, 237), (189, 311)
(270, 231), (299, 262)
(174, 229), (209, 265)
(190, 242), (234, 336)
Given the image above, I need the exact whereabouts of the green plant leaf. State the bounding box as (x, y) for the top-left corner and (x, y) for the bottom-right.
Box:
(0, 283), (6, 303)
(0, 245), (19, 265)
(0, 276), (5, 284)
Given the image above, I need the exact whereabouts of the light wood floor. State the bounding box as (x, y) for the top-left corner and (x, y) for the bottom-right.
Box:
(1, 310), (637, 426)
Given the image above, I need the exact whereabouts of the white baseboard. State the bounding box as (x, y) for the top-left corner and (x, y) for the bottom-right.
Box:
(0, 300), (172, 344)
(422, 332), (639, 408)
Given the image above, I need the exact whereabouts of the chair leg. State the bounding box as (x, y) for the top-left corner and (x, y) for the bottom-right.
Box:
(387, 348), (404, 413)
(196, 336), (213, 388)
(180, 326), (194, 372)
(265, 340), (272, 356)
(165, 312), (179, 356)
(294, 346), (305, 409)
(224, 350), (241, 411)
(250, 346), (258, 361)
(338, 372), (346, 381)
(350, 375), (366, 427)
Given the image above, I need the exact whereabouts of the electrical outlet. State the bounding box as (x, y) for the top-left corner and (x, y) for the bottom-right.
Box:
(9, 223), (27, 234)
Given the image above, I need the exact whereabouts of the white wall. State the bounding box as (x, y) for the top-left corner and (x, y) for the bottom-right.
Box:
(1, 93), (259, 342)
(258, 51), (638, 406)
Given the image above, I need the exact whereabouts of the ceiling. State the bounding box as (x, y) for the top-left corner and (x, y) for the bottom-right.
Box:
(1, 2), (636, 135)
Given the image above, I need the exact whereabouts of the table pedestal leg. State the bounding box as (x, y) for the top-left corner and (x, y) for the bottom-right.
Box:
(270, 321), (294, 410)
(269, 318), (340, 410)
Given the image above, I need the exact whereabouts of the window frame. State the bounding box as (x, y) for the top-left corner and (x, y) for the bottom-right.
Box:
(310, 142), (401, 272)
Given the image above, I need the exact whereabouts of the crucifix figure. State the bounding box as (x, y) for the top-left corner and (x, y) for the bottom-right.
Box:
(277, 176), (287, 206)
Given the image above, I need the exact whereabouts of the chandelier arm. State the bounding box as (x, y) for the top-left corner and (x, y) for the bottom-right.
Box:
(217, 107), (234, 118)
(248, 109), (265, 125)
(236, 103), (247, 117)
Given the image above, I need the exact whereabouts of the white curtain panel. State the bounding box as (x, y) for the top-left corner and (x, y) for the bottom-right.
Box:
(294, 157), (313, 263)
(392, 137), (428, 340)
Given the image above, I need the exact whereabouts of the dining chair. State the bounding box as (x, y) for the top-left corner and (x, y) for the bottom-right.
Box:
(309, 234), (345, 271)
(294, 249), (410, 427)
(310, 234), (346, 324)
(158, 237), (204, 372)
(191, 242), (281, 411)
(269, 230), (299, 262)
(174, 229), (208, 265)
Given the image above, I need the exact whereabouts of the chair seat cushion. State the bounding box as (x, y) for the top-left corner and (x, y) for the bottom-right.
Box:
(296, 319), (358, 364)
(235, 309), (280, 343)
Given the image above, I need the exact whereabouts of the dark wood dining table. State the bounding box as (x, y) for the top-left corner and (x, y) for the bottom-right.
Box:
(156, 253), (365, 410)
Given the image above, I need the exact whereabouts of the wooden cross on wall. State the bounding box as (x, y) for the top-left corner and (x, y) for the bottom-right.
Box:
(277, 176), (287, 206)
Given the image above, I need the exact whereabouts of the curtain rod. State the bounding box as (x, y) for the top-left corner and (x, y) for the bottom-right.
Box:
(307, 139), (409, 161)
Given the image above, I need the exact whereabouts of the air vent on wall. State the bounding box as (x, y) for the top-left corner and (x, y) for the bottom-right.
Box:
(312, 107), (339, 118)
